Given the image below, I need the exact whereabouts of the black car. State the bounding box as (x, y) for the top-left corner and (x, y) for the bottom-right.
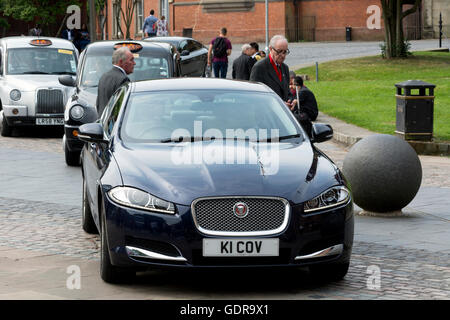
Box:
(78, 78), (354, 284)
(144, 36), (208, 77)
(58, 40), (181, 166)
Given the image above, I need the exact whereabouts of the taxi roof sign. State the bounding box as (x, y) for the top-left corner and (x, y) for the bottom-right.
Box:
(114, 42), (143, 53)
(30, 39), (52, 46)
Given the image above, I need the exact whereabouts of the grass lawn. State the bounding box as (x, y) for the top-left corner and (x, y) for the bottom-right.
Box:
(295, 52), (450, 142)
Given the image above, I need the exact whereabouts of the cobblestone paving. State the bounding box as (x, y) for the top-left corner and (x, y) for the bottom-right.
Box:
(0, 195), (449, 299)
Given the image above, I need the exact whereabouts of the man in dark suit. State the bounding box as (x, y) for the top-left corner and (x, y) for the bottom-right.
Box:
(249, 35), (296, 110)
(96, 47), (136, 117)
(232, 44), (252, 80)
(293, 76), (318, 136)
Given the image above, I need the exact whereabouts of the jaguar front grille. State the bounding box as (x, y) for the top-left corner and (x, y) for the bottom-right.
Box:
(191, 197), (290, 236)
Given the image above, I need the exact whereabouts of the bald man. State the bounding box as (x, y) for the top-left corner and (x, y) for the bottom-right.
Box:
(96, 47), (136, 117)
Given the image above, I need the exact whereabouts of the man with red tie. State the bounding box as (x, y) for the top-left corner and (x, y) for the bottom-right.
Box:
(250, 35), (296, 110)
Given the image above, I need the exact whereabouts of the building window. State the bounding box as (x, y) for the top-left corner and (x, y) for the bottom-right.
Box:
(135, 0), (144, 37)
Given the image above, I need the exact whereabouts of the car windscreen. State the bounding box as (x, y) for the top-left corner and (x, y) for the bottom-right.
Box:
(80, 50), (170, 88)
(120, 90), (302, 143)
(7, 48), (77, 75)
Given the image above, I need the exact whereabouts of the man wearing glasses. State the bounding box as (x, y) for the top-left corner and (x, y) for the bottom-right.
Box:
(250, 35), (296, 110)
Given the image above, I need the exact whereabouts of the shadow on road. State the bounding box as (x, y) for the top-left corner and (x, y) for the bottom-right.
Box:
(9, 126), (64, 138)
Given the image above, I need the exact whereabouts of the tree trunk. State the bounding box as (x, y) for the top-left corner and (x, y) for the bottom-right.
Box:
(381, 0), (421, 58)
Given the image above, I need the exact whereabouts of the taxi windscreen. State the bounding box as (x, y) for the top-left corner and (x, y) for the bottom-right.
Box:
(7, 48), (77, 75)
(80, 53), (170, 88)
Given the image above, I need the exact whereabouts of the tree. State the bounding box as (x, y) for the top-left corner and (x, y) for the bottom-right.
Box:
(96, 0), (108, 40)
(2, 0), (81, 36)
(380, 0), (422, 58)
(117, 0), (137, 39)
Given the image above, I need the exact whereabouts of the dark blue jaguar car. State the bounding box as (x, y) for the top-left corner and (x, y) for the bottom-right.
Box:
(78, 78), (354, 283)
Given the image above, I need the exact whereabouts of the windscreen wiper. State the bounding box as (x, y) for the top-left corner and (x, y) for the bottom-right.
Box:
(257, 134), (302, 142)
(160, 136), (214, 143)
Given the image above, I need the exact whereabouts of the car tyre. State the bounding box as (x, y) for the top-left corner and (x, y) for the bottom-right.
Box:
(100, 199), (135, 284)
(82, 178), (98, 234)
(65, 143), (80, 166)
(1, 116), (12, 137)
(309, 262), (350, 282)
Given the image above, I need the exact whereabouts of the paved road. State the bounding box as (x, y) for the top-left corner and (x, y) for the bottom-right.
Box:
(0, 129), (449, 299)
(227, 39), (448, 75)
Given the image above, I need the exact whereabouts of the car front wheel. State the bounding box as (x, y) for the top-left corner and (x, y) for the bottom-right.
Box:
(82, 178), (98, 234)
(100, 199), (135, 284)
(1, 116), (12, 137)
(309, 262), (350, 282)
(65, 142), (80, 166)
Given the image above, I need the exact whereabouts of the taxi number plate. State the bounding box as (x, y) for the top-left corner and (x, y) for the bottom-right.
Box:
(203, 238), (279, 257)
(36, 118), (64, 125)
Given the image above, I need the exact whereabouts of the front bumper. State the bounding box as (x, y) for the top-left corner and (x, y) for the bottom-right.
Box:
(103, 194), (354, 269)
(3, 115), (64, 127)
(64, 124), (84, 152)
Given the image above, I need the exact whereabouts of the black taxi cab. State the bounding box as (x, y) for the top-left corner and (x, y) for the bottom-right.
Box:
(58, 40), (181, 166)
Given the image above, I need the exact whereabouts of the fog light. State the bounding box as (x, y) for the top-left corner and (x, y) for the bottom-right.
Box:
(72, 130), (78, 137)
(12, 108), (19, 115)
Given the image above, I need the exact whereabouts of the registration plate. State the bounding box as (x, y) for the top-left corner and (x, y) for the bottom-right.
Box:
(36, 118), (64, 125)
(203, 238), (279, 257)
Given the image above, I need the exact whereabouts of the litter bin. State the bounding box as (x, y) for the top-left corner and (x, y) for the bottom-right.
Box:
(346, 27), (352, 41)
(395, 80), (436, 141)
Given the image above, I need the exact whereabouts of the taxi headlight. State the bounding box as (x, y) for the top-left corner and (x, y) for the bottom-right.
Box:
(108, 187), (175, 215)
(10, 89), (21, 101)
(304, 186), (350, 213)
(70, 105), (84, 120)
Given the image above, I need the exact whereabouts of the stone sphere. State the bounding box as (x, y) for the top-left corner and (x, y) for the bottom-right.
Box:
(342, 134), (422, 213)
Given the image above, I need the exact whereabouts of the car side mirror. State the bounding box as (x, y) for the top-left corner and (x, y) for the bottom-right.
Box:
(58, 75), (76, 87)
(311, 123), (333, 143)
(78, 123), (108, 144)
(180, 50), (190, 56)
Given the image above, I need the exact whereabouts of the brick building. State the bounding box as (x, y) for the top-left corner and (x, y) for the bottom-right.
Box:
(1, 1), (443, 44)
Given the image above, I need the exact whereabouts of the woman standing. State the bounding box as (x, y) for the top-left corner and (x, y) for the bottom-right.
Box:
(156, 16), (169, 37)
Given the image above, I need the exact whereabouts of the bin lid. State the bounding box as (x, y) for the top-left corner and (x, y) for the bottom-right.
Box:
(395, 80), (436, 89)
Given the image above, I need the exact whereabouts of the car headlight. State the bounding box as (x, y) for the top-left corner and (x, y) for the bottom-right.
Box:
(304, 186), (350, 213)
(70, 105), (84, 120)
(10, 89), (21, 101)
(108, 186), (175, 214)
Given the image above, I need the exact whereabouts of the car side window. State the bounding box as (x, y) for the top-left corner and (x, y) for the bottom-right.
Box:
(187, 40), (202, 52)
(104, 87), (127, 137)
(0, 48), (3, 75)
(179, 40), (188, 52)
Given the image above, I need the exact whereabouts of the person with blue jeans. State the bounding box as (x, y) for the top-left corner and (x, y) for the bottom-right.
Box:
(143, 9), (158, 38)
(207, 27), (232, 78)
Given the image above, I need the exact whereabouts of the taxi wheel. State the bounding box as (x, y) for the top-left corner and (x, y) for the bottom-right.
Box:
(309, 262), (350, 282)
(1, 117), (12, 137)
(82, 178), (98, 234)
(100, 200), (135, 284)
(65, 143), (80, 166)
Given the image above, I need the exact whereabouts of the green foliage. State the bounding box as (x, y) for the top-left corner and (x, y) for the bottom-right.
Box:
(296, 52), (450, 142)
(2, 0), (81, 25)
(380, 40), (412, 59)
